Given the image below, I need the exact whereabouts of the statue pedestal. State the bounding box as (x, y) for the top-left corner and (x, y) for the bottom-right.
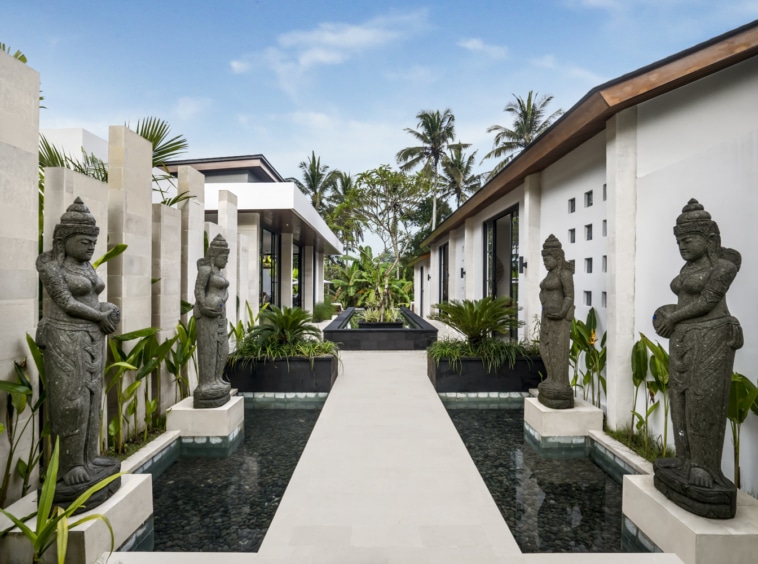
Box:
(523, 396), (602, 457)
(166, 395), (244, 457)
(0, 474), (153, 564)
(622, 474), (758, 564)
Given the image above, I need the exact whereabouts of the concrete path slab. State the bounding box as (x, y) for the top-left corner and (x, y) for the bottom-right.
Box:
(258, 350), (520, 562)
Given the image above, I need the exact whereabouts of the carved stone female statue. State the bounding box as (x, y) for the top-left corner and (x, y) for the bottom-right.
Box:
(193, 234), (232, 408)
(36, 197), (121, 507)
(537, 235), (575, 409)
(652, 199), (743, 519)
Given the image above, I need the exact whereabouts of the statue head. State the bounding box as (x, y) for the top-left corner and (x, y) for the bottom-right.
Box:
(207, 234), (230, 268)
(542, 234), (571, 272)
(673, 199), (721, 264)
(52, 197), (99, 263)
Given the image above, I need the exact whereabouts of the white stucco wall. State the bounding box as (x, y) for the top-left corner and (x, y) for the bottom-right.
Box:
(634, 56), (758, 494)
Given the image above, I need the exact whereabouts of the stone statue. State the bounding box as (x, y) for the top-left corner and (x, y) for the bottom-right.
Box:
(537, 235), (575, 409)
(652, 199), (743, 519)
(36, 197), (121, 508)
(193, 234), (232, 408)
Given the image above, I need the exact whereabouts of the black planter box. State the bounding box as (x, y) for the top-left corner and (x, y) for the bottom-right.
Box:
(323, 307), (437, 350)
(224, 355), (338, 393)
(427, 355), (545, 393)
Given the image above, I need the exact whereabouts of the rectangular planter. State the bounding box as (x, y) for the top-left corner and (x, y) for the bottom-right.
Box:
(224, 355), (338, 393)
(428, 355), (545, 393)
(324, 306), (438, 350)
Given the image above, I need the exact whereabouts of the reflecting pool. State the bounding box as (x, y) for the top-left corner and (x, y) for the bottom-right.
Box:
(152, 407), (321, 552)
(447, 406), (623, 553)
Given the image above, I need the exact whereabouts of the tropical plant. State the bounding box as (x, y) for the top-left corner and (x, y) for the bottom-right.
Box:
(164, 318), (197, 403)
(630, 338), (656, 450)
(639, 333), (670, 455)
(433, 296), (521, 348)
(570, 308), (607, 408)
(396, 109), (468, 230)
(311, 302), (336, 323)
(427, 337), (527, 374)
(1, 42), (27, 63)
(291, 151), (338, 214)
(440, 146), (480, 207)
(0, 438), (121, 564)
(324, 171), (363, 252)
(0, 336), (47, 508)
(727, 372), (758, 488)
(482, 91), (563, 179)
(230, 306), (339, 367)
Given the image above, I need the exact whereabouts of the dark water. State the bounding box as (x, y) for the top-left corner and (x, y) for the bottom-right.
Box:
(447, 407), (623, 553)
(152, 407), (321, 552)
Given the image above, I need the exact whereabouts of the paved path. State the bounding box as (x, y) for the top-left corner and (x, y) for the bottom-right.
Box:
(258, 350), (520, 563)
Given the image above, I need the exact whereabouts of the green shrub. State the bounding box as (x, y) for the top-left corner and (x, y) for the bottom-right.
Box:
(432, 296), (521, 347)
(312, 301), (336, 322)
(427, 337), (527, 373)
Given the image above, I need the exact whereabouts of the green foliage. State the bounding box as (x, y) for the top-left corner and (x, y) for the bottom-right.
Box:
(131, 116), (189, 202)
(359, 307), (400, 323)
(164, 318), (197, 403)
(312, 301), (336, 323)
(728, 372), (758, 488)
(569, 308), (607, 408)
(432, 296), (521, 348)
(605, 425), (676, 464)
(0, 438), (121, 564)
(91, 243), (128, 270)
(0, 335), (47, 508)
(427, 337), (527, 373)
(291, 151), (338, 213)
(230, 306), (338, 365)
(628, 333), (671, 456)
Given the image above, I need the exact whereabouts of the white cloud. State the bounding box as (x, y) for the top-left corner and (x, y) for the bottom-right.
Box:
(385, 65), (442, 84)
(173, 97), (212, 120)
(530, 54), (605, 84)
(230, 9), (429, 97)
(457, 38), (509, 60)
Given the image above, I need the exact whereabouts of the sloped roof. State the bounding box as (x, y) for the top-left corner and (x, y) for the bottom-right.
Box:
(423, 19), (758, 247)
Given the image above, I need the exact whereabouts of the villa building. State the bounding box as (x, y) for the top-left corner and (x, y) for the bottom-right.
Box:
(414, 20), (758, 490)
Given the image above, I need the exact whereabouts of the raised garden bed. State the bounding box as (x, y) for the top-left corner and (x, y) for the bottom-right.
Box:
(224, 355), (338, 393)
(428, 355), (545, 393)
(323, 306), (437, 350)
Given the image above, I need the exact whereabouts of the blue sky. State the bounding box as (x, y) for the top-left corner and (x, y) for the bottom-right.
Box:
(4, 1), (758, 182)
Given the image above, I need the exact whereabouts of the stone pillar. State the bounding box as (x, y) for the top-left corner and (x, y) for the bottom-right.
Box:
(238, 213), (260, 322)
(178, 166), (205, 321)
(238, 233), (250, 326)
(107, 125), (153, 334)
(280, 233), (294, 308)
(523, 173), (542, 342)
(429, 243), (440, 308)
(151, 203), (181, 415)
(0, 52), (40, 505)
(303, 245), (315, 312)
(605, 107), (638, 431)
(218, 190), (238, 327)
(315, 251), (325, 305)
(107, 125), (153, 437)
(464, 217), (479, 299)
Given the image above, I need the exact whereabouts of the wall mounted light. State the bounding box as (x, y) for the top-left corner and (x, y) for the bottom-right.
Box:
(518, 256), (527, 274)
(427, 274), (431, 281)
(460, 267), (466, 278)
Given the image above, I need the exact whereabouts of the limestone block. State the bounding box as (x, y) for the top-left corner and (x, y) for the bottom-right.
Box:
(178, 166), (205, 312)
(0, 52), (39, 152)
(623, 474), (758, 564)
(524, 396), (603, 437)
(166, 395), (244, 437)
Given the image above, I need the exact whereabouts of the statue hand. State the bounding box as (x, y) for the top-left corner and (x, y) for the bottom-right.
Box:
(200, 306), (220, 318)
(655, 314), (675, 338)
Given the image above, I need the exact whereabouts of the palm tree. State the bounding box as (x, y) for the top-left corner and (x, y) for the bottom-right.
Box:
(441, 146), (481, 208)
(396, 109), (468, 231)
(325, 171), (364, 252)
(482, 91), (563, 179)
(292, 151), (338, 214)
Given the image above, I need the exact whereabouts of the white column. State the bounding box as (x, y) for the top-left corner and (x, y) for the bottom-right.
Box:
(605, 107), (638, 431)
(315, 251), (325, 305)
(178, 165), (205, 321)
(280, 233), (294, 308)
(303, 245), (315, 312)
(464, 217), (479, 299)
(238, 212), (260, 322)
(218, 190), (238, 328)
(238, 233), (249, 326)
(523, 173), (542, 342)
(0, 52), (40, 505)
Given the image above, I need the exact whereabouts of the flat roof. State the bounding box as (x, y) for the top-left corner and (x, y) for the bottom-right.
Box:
(164, 154), (286, 182)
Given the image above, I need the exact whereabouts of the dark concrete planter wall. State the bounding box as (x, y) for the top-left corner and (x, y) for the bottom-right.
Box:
(323, 307), (438, 350)
(224, 355), (338, 393)
(428, 355), (545, 393)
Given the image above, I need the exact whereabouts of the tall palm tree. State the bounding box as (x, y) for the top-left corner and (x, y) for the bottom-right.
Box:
(396, 109), (468, 231)
(441, 146), (481, 208)
(292, 151), (338, 214)
(325, 171), (364, 252)
(482, 91), (563, 179)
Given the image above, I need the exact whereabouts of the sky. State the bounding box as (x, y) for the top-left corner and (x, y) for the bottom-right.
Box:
(4, 0), (758, 184)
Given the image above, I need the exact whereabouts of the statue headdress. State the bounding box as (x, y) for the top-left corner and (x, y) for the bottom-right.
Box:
(674, 198), (741, 270)
(542, 234), (574, 273)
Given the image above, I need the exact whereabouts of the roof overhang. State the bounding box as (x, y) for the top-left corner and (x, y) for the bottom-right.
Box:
(204, 182), (342, 255)
(422, 20), (758, 247)
(165, 155), (286, 182)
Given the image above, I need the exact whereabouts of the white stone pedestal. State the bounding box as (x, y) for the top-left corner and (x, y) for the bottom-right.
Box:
(166, 395), (244, 457)
(623, 474), (758, 564)
(523, 396), (603, 454)
(0, 473), (153, 564)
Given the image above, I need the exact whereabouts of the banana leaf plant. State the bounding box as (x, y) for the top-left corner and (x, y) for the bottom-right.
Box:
(639, 333), (670, 456)
(570, 308), (607, 408)
(630, 337), (657, 449)
(727, 372), (758, 488)
(165, 318), (197, 403)
(0, 438), (121, 564)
